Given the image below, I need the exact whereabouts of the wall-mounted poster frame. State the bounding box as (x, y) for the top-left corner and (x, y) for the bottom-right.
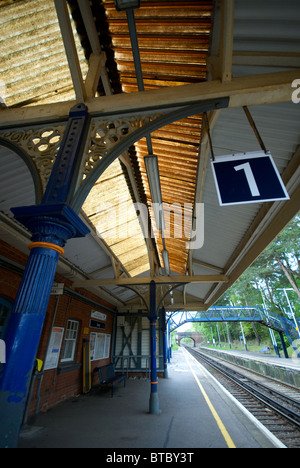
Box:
(44, 327), (64, 370)
(90, 332), (111, 361)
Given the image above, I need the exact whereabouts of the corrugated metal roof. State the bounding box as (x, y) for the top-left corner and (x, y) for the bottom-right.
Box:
(63, 235), (139, 303)
(0, 0), (214, 277)
(136, 121), (199, 275)
(103, 0), (213, 274)
(1, 0), (299, 310)
(0, 146), (36, 216)
(186, 0), (300, 306)
(233, 0), (300, 53)
(104, 0), (212, 90)
(0, 0), (88, 107)
(82, 158), (150, 277)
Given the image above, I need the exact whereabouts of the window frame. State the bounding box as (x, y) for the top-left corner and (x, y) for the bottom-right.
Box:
(60, 319), (80, 363)
(0, 296), (13, 339)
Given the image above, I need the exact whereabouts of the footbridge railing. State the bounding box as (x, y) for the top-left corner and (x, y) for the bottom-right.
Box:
(168, 307), (300, 356)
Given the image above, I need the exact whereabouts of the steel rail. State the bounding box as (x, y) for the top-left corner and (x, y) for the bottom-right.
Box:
(186, 347), (300, 429)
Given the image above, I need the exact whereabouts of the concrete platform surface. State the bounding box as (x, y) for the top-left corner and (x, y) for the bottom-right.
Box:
(201, 347), (300, 369)
(199, 347), (300, 388)
(18, 348), (285, 449)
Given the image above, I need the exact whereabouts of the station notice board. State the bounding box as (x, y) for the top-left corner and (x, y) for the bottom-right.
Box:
(44, 327), (64, 370)
(211, 151), (290, 206)
(90, 333), (111, 361)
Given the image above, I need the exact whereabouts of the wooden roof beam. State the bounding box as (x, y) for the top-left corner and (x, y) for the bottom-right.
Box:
(220, 0), (235, 82)
(1, 70), (299, 128)
(85, 53), (107, 98)
(77, 0), (113, 97)
(192, 259), (224, 273)
(73, 274), (229, 287)
(232, 52), (300, 69)
(54, 0), (87, 103)
(207, 0), (234, 82)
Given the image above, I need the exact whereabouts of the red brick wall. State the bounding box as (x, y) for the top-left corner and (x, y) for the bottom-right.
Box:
(0, 240), (116, 416)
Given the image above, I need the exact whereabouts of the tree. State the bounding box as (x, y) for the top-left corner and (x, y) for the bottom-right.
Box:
(221, 215), (299, 316)
(212, 215), (300, 343)
(259, 215), (300, 301)
(188, 216), (299, 347)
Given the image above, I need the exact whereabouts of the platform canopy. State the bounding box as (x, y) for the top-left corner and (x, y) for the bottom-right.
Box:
(0, 0), (299, 312)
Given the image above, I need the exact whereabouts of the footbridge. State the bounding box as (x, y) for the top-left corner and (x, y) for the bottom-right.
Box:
(168, 307), (300, 357)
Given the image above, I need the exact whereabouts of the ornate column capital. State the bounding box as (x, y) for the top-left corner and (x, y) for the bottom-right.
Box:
(11, 203), (90, 248)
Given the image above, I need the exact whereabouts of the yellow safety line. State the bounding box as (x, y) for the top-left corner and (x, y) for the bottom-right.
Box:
(182, 348), (236, 449)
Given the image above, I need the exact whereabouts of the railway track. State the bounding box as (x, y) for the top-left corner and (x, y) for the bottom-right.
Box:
(185, 346), (300, 448)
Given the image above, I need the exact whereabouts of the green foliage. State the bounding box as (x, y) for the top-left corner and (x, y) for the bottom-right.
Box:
(196, 215), (300, 346)
(170, 332), (178, 350)
(216, 215), (300, 318)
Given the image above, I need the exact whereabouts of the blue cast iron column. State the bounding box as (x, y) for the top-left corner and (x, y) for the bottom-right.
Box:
(0, 103), (90, 448)
(167, 320), (171, 364)
(148, 280), (160, 414)
(161, 307), (168, 379)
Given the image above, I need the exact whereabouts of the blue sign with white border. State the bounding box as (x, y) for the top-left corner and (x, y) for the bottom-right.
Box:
(211, 151), (290, 206)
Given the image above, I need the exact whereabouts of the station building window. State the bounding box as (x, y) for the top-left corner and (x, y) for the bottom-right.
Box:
(0, 296), (12, 339)
(61, 319), (79, 363)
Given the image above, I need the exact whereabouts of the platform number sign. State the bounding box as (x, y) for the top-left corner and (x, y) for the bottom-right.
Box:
(211, 151), (290, 206)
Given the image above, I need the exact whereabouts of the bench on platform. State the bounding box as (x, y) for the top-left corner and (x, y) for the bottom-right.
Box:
(259, 346), (270, 353)
(94, 364), (126, 397)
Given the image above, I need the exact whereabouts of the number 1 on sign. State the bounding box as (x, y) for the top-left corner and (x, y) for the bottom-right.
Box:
(234, 162), (260, 197)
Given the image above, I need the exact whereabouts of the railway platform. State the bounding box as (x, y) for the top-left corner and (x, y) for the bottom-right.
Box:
(18, 348), (285, 449)
(198, 347), (300, 388)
